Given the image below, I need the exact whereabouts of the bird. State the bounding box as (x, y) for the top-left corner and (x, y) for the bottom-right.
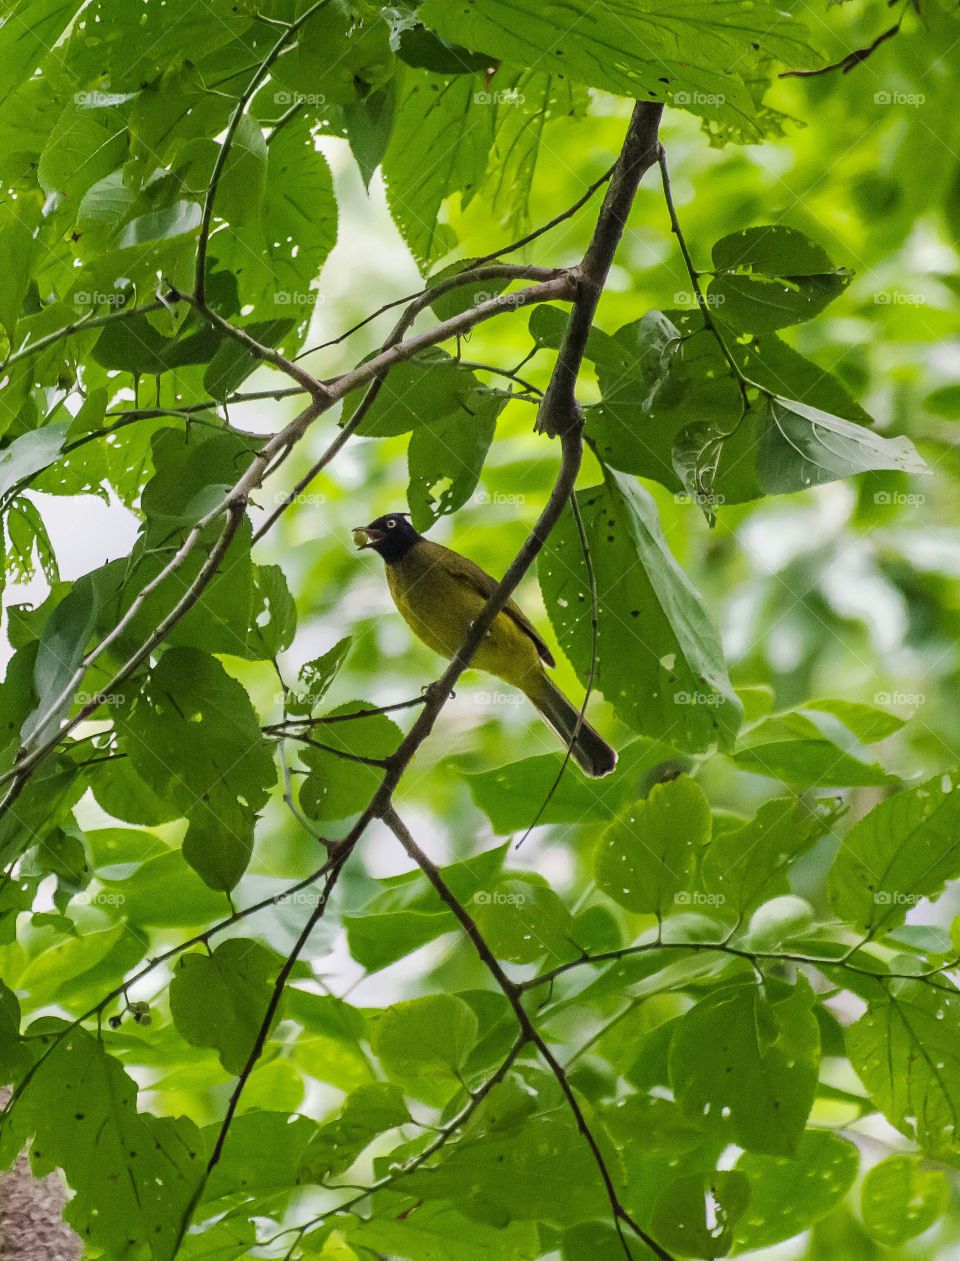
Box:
(354, 512), (617, 778)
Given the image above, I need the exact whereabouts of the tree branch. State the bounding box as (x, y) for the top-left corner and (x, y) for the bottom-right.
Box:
(382, 806), (673, 1261)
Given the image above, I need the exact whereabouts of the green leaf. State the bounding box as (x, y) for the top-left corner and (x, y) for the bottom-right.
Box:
(298, 1083), (410, 1182)
(37, 101), (129, 206)
(0, 0), (80, 107)
(21, 568), (103, 745)
(407, 390), (500, 529)
(733, 736), (897, 787)
(595, 776), (711, 917)
(539, 473), (742, 752)
(829, 772), (960, 932)
(421, 0), (818, 140)
(116, 199), (203, 249)
(702, 797), (837, 918)
(372, 993), (478, 1104)
(298, 702), (402, 822)
(472, 875), (576, 964)
(801, 697), (905, 743)
(344, 844), (508, 971)
(0, 191), (42, 340)
(710, 226), (851, 332)
(286, 638), (352, 716)
(120, 648), (277, 891)
(170, 939), (280, 1074)
(212, 117), (337, 337)
(861, 1154), (949, 1245)
(652, 1170), (748, 1259)
(341, 1202), (541, 1261)
(345, 350), (483, 438)
(732, 1131), (859, 1251)
(204, 1111), (318, 1204)
(383, 69), (493, 265)
(670, 977), (820, 1156)
(758, 395), (928, 496)
(847, 981), (960, 1159)
(0, 1026), (204, 1257)
(461, 737), (689, 834)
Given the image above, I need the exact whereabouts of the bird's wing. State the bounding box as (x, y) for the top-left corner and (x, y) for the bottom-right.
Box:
(439, 545), (556, 668)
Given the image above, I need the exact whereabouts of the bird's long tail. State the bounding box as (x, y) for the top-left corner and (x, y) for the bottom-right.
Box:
(524, 672), (618, 778)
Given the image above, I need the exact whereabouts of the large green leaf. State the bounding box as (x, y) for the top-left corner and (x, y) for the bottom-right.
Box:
(595, 775), (711, 918)
(829, 772), (960, 932)
(861, 1155), (949, 1246)
(710, 226), (851, 332)
(847, 981), (960, 1159)
(0, 1026), (204, 1259)
(539, 472), (742, 751)
(420, 0), (818, 139)
(383, 68), (493, 265)
(170, 939), (280, 1074)
(119, 648), (277, 891)
(732, 1130), (859, 1252)
(670, 977), (820, 1156)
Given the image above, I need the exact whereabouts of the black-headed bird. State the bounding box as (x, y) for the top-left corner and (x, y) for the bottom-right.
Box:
(355, 513), (617, 777)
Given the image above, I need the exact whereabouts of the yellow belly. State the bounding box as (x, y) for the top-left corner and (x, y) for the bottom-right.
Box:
(386, 545), (544, 693)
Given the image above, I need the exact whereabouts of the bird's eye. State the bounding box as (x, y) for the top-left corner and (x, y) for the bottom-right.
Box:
(387, 519), (396, 529)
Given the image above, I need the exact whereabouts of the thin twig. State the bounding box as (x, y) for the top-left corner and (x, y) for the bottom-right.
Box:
(515, 489), (600, 848)
(194, 0), (331, 304)
(780, 17), (903, 78)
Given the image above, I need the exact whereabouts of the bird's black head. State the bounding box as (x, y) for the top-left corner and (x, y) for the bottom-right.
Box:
(354, 513), (420, 563)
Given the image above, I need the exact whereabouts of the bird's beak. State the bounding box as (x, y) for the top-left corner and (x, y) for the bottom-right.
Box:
(354, 524), (384, 550)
